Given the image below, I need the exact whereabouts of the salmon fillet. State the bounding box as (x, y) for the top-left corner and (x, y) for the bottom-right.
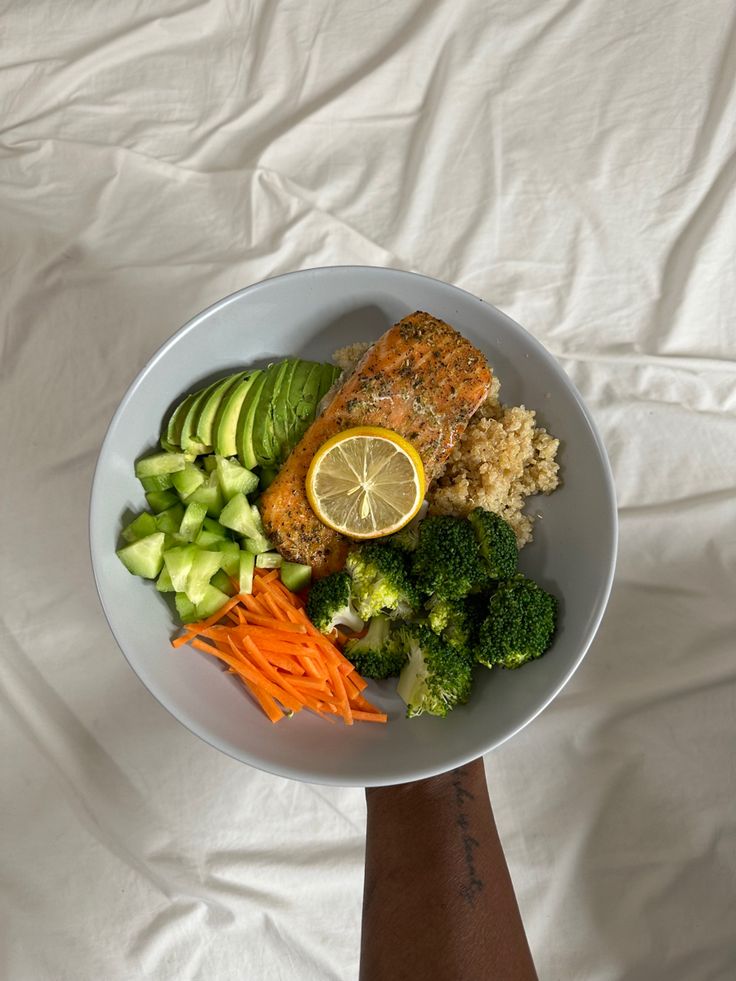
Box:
(260, 311), (492, 576)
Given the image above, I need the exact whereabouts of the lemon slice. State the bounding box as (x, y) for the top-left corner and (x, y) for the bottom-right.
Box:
(306, 427), (426, 539)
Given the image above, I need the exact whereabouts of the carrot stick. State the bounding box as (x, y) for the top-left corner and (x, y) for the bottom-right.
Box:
(350, 710), (388, 723)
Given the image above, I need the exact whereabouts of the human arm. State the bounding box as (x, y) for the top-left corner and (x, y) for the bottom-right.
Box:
(359, 757), (537, 981)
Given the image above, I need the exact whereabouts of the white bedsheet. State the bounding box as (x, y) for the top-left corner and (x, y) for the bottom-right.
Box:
(1, 2), (735, 979)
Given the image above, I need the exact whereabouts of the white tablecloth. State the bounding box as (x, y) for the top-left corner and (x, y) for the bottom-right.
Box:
(2, 2), (734, 979)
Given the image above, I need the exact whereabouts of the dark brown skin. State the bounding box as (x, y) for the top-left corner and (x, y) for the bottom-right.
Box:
(360, 759), (538, 981)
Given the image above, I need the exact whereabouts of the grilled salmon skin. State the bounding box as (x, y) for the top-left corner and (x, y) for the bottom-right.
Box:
(259, 312), (492, 576)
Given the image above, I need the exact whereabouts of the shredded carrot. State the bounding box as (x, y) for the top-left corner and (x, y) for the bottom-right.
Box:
(171, 570), (387, 726)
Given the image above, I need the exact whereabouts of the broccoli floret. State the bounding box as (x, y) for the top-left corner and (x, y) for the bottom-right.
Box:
(411, 515), (489, 601)
(477, 576), (557, 669)
(346, 542), (419, 621)
(306, 572), (363, 634)
(396, 623), (473, 718)
(426, 593), (487, 662)
(467, 508), (518, 580)
(344, 615), (408, 680)
(388, 501), (428, 553)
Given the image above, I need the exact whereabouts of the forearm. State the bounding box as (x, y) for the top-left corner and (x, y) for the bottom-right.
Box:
(360, 758), (537, 981)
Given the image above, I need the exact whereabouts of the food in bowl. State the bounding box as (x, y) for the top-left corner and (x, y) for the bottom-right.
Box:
(115, 311), (560, 726)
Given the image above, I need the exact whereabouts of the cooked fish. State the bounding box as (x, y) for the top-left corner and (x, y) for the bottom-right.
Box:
(259, 311), (492, 576)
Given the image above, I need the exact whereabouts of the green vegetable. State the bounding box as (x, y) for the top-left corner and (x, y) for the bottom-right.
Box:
(116, 532), (166, 579)
(412, 515), (489, 601)
(178, 501), (207, 542)
(171, 462), (205, 499)
(239, 551), (255, 594)
(135, 452), (186, 479)
(192, 583), (230, 619)
(156, 566), (175, 592)
(396, 623), (473, 718)
(219, 494), (263, 537)
(280, 561), (311, 592)
(206, 539), (240, 577)
(345, 542), (419, 620)
(155, 503), (185, 535)
(163, 544), (198, 592)
(306, 572), (364, 634)
(344, 615), (408, 680)
(477, 576), (557, 669)
(175, 591), (197, 623)
(467, 508), (518, 580)
(255, 552), (282, 569)
(184, 471), (224, 517)
(210, 568), (237, 596)
(121, 512), (158, 543)
(145, 489), (180, 514)
(215, 455), (259, 500)
(186, 549), (222, 605)
(139, 473), (173, 492)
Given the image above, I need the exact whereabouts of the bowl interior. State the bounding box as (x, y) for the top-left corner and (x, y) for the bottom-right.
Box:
(90, 267), (617, 786)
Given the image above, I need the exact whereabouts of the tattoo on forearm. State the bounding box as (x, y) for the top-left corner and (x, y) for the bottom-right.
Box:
(452, 767), (484, 906)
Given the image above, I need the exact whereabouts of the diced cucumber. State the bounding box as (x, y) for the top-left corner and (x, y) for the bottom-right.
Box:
(205, 539), (240, 576)
(243, 533), (273, 555)
(171, 462), (205, 499)
(146, 489), (180, 514)
(203, 454), (218, 473)
(280, 561), (312, 592)
(202, 517), (228, 538)
(196, 529), (224, 547)
(255, 552), (282, 569)
(239, 551), (255, 594)
(175, 592), (198, 623)
(121, 512), (158, 543)
(164, 544), (198, 592)
(155, 503), (185, 535)
(135, 452), (186, 478)
(194, 584), (230, 619)
(216, 455), (259, 500)
(139, 473), (173, 492)
(186, 549), (222, 604)
(179, 501), (207, 542)
(219, 493), (262, 536)
(117, 532), (166, 579)
(185, 472), (224, 518)
(156, 566), (175, 592)
(210, 568), (236, 596)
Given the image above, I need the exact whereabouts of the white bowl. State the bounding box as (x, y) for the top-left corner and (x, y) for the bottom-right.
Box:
(90, 267), (617, 786)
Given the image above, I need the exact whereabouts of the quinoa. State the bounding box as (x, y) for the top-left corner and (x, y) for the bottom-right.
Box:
(332, 342), (371, 374)
(427, 374), (560, 547)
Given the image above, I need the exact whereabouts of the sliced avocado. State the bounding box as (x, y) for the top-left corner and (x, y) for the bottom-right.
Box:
(252, 360), (291, 468)
(278, 361), (326, 456)
(316, 362), (341, 403)
(270, 359), (299, 463)
(165, 392), (198, 449)
(216, 370), (262, 458)
(196, 372), (245, 448)
(236, 370), (267, 470)
(180, 380), (222, 455)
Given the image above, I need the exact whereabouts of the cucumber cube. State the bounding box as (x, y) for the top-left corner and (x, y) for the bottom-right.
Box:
(196, 530), (225, 548)
(121, 512), (158, 543)
(255, 552), (282, 569)
(219, 493), (262, 536)
(139, 473), (173, 492)
(175, 592), (197, 623)
(117, 532), (166, 579)
(202, 517), (228, 538)
(179, 501), (207, 542)
(135, 452), (186, 478)
(210, 568), (236, 596)
(216, 455), (259, 500)
(194, 584), (230, 619)
(156, 566), (175, 592)
(242, 533), (273, 555)
(239, 551), (255, 594)
(171, 463), (205, 499)
(164, 545), (198, 592)
(203, 455), (218, 473)
(186, 549), (222, 605)
(146, 489), (179, 514)
(280, 561), (312, 592)
(206, 539), (240, 577)
(185, 472), (224, 518)
(155, 503), (186, 535)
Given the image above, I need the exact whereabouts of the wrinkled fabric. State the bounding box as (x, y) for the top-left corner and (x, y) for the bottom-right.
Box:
(1, 1), (735, 979)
